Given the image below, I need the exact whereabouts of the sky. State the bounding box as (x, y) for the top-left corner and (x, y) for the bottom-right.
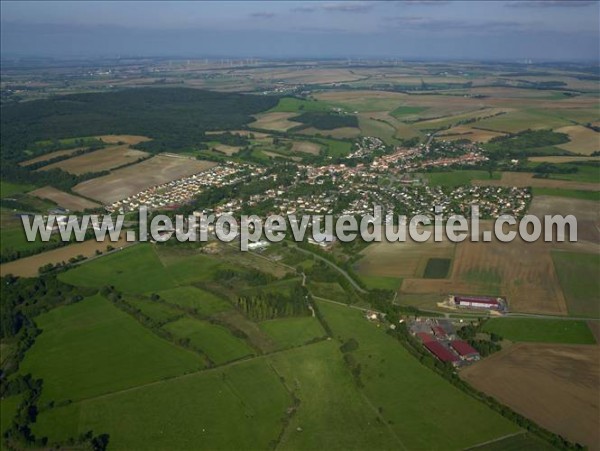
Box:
(1, 1), (599, 61)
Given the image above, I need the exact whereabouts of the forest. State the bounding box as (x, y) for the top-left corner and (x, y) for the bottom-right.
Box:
(0, 88), (278, 161)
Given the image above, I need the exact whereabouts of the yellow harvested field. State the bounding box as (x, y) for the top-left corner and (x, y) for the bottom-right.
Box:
(0, 237), (132, 278)
(461, 343), (600, 450)
(250, 112), (302, 131)
(262, 151), (301, 162)
(29, 186), (100, 211)
(39, 145), (149, 175)
(556, 125), (600, 155)
(472, 110), (571, 133)
(19, 147), (87, 167)
(473, 172), (600, 191)
(399, 201), (597, 315)
(291, 141), (321, 155)
(73, 155), (217, 204)
(213, 144), (240, 156)
(253, 68), (364, 84)
(207, 130), (270, 139)
(414, 108), (511, 131)
(400, 238), (568, 316)
(97, 135), (151, 145)
(527, 196), (600, 246)
(529, 156), (600, 164)
(299, 127), (361, 139)
(356, 233), (455, 278)
(315, 90), (409, 112)
(437, 126), (506, 143)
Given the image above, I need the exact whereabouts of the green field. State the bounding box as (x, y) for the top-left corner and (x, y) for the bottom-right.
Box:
(259, 316), (326, 349)
(314, 137), (353, 158)
(482, 318), (596, 344)
(357, 116), (401, 145)
(58, 244), (226, 294)
(532, 187), (600, 201)
(359, 274), (403, 290)
(0, 222), (61, 254)
(163, 317), (254, 365)
(308, 281), (352, 304)
(269, 97), (336, 113)
(58, 245), (177, 293)
(423, 257), (451, 279)
(19, 295), (204, 404)
(317, 300), (520, 449)
(268, 340), (400, 450)
(33, 359), (291, 450)
(548, 164), (600, 183)
(421, 170), (499, 187)
(0, 395), (21, 450)
(157, 286), (232, 316)
(390, 105), (427, 119)
(470, 432), (558, 451)
(125, 298), (183, 324)
(474, 109), (571, 134)
(0, 181), (35, 197)
(552, 251), (600, 318)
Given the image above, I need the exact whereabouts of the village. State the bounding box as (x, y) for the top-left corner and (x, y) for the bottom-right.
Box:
(103, 136), (531, 224)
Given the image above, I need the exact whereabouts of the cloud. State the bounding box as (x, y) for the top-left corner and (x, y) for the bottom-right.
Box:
(505, 1), (595, 7)
(384, 16), (528, 33)
(291, 6), (317, 13)
(400, 0), (450, 5)
(249, 12), (276, 19)
(321, 2), (375, 13)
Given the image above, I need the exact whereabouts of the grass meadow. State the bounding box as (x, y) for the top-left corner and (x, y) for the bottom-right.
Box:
(58, 244), (227, 294)
(0, 181), (35, 197)
(482, 318), (596, 344)
(163, 317), (254, 365)
(34, 359), (291, 450)
(157, 285), (232, 316)
(19, 295), (204, 404)
(421, 170), (500, 187)
(259, 316), (326, 350)
(532, 187), (600, 201)
(268, 340), (401, 450)
(317, 300), (520, 449)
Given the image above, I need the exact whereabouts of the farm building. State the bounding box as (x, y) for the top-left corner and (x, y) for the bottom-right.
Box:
(416, 332), (436, 343)
(432, 326), (447, 338)
(450, 340), (480, 361)
(424, 341), (460, 365)
(453, 295), (507, 312)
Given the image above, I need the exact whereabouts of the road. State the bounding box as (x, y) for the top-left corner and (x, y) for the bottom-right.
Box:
(411, 306), (599, 322)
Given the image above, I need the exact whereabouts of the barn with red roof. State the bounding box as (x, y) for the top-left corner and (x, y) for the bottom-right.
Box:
(450, 340), (480, 361)
(424, 341), (460, 365)
(416, 332), (435, 343)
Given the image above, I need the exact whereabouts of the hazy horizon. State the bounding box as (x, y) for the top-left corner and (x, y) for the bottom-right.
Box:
(1, 1), (599, 61)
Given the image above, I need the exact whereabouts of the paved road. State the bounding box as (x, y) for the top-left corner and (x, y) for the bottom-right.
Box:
(293, 246), (367, 294)
(412, 306), (599, 322)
